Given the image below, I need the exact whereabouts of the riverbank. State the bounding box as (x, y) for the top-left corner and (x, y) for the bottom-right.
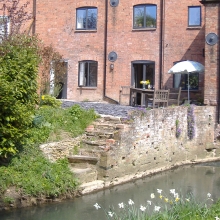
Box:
(1, 102), (220, 211)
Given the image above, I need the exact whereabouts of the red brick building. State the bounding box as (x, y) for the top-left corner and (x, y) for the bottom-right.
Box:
(2, 1), (220, 111)
(27, 0), (208, 103)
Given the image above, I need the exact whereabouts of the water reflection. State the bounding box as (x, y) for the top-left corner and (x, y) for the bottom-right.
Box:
(1, 164), (220, 220)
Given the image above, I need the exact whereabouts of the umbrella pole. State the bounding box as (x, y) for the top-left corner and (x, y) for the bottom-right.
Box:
(188, 73), (190, 104)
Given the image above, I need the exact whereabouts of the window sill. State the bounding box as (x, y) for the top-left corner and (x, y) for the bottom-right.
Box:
(75, 29), (97, 33)
(181, 89), (201, 92)
(132, 28), (156, 31)
(186, 26), (202, 30)
(77, 87), (97, 90)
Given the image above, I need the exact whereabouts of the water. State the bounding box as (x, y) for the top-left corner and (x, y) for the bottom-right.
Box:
(1, 163), (220, 220)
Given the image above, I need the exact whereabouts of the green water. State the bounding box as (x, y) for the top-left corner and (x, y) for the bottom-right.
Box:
(1, 163), (220, 220)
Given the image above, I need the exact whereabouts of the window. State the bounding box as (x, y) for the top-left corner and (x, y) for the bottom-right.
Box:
(78, 61), (97, 87)
(173, 73), (199, 90)
(76, 7), (97, 30)
(188, 6), (201, 27)
(0, 16), (9, 38)
(133, 4), (157, 29)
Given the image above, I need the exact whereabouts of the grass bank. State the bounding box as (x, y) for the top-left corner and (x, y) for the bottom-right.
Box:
(0, 99), (98, 208)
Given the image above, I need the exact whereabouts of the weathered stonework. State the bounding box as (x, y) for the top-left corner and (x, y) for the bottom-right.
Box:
(40, 106), (220, 194)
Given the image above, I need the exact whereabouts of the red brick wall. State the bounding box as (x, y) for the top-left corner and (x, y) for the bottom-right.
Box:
(163, 0), (205, 101)
(1, 0), (207, 103)
(203, 4), (220, 106)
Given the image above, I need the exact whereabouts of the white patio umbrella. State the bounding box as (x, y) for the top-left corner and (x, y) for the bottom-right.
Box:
(168, 60), (204, 103)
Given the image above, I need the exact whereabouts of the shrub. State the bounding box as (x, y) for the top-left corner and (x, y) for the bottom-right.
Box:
(0, 35), (41, 159)
(39, 95), (62, 108)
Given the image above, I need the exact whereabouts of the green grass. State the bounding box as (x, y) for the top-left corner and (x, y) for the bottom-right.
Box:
(0, 104), (99, 199)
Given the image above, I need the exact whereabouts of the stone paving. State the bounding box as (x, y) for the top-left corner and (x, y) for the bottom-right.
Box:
(62, 100), (137, 118)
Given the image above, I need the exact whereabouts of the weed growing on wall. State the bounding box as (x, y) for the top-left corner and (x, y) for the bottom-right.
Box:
(187, 105), (195, 140)
(175, 119), (181, 138)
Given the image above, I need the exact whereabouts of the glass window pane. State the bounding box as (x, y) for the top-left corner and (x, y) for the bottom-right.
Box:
(146, 6), (156, 28)
(0, 16), (9, 36)
(173, 73), (199, 90)
(188, 73), (199, 90)
(134, 7), (144, 28)
(89, 62), (97, 87)
(77, 9), (86, 29)
(87, 9), (97, 29)
(79, 61), (97, 87)
(79, 62), (86, 86)
(189, 7), (201, 26)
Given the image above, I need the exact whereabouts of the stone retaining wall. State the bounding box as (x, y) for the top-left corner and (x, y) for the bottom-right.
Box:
(40, 106), (220, 192)
(98, 106), (220, 187)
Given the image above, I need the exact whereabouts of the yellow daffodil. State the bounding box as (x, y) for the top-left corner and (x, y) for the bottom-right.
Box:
(42, 95), (45, 100)
(164, 198), (169, 203)
(175, 197), (180, 202)
(160, 195), (163, 199)
(140, 80), (150, 85)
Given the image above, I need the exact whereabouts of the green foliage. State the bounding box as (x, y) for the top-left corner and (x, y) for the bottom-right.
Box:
(0, 144), (78, 197)
(40, 95), (62, 108)
(0, 34), (41, 158)
(3, 196), (15, 204)
(30, 105), (99, 143)
(39, 45), (67, 98)
(0, 104), (98, 198)
(68, 104), (85, 121)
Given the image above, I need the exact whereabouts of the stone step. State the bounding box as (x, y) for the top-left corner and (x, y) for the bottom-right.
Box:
(85, 131), (115, 139)
(82, 140), (107, 148)
(96, 116), (121, 123)
(69, 167), (97, 183)
(67, 155), (98, 165)
(79, 180), (105, 195)
(76, 148), (104, 157)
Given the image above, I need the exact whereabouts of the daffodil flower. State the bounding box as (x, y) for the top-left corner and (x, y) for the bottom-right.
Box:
(207, 193), (211, 198)
(150, 193), (155, 199)
(154, 206), (161, 212)
(157, 189), (162, 194)
(140, 80), (150, 85)
(174, 193), (179, 198)
(94, 203), (101, 209)
(170, 189), (175, 194)
(160, 195), (163, 199)
(118, 202), (124, 208)
(128, 199), (134, 205)
(164, 198), (169, 202)
(147, 200), (152, 205)
(175, 197), (180, 202)
(140, 205), (146, 212)
(108, 212), (114, 217)
(215, 217), (220, 220)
